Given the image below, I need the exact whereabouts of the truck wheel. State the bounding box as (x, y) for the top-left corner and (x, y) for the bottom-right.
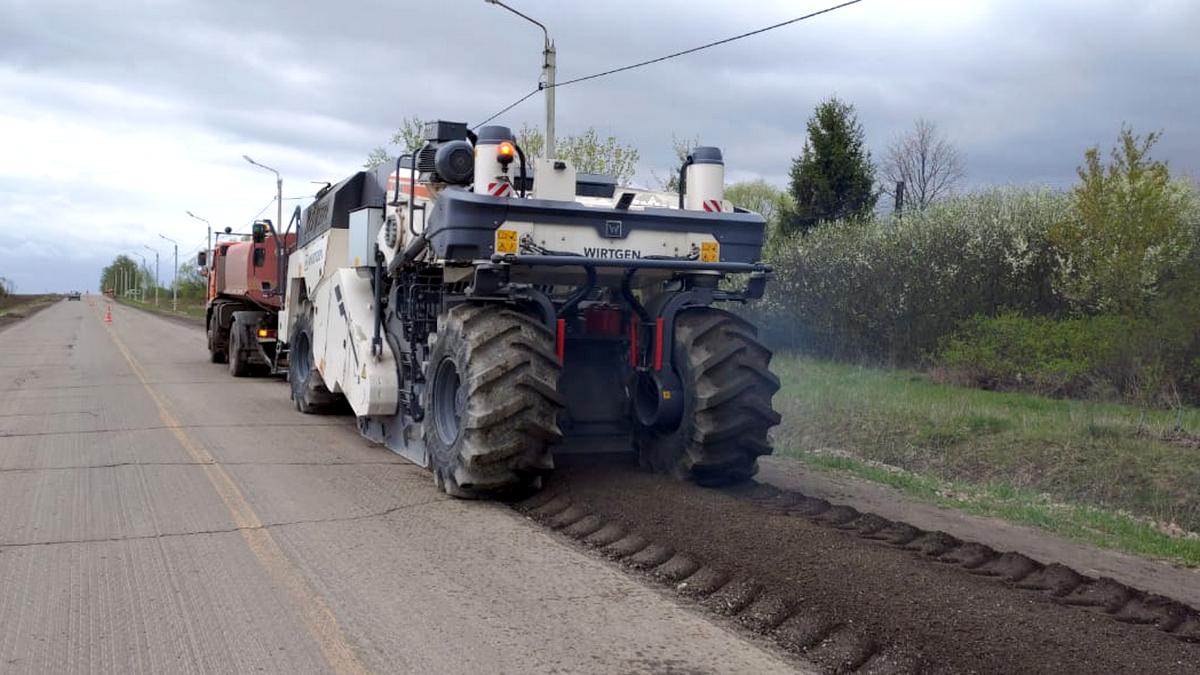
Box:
(228, 319), (251, 377)
(634, 308), (781, 486)
(289, 310), (340, 414)
(422, 304), (564, 498)
(207, 312), (227, 364)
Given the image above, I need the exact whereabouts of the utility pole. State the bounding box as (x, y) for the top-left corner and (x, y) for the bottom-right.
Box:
(130, 252), (147, 301)
(159, 234), (178, 311)
(242, 156), (282, 238)
(485, 0), (555, 157)
(144, 245), (159, 306)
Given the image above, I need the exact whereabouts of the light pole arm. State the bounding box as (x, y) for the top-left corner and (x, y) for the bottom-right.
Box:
(485, 0), (549, 47)
(484, 0), (555, 158)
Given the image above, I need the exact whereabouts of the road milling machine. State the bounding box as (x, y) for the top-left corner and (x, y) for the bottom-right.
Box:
(279, 120), (781, 497)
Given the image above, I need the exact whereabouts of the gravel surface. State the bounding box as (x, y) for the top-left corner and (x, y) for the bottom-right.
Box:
(527, 456), (1200, 674)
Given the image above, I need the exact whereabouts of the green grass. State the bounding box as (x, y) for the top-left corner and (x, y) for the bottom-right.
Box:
(120, 296), (206, 322)
(773, 354), (1200, 565)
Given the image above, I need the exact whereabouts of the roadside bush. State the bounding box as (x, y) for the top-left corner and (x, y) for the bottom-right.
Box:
(937, 311), (1200, 405)
(756, 187), (1070, 362)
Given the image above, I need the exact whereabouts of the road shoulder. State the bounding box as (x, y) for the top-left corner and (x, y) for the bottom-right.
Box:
(758, 455), (1200, 608)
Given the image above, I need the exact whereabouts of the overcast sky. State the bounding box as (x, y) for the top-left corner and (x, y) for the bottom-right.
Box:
(1, 0), (1196, 292)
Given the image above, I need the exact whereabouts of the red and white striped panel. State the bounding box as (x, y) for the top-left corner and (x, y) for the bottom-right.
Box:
(486, 181), (513, 198)
(702, 199), (723, 212)
(385, 175), (431, 200)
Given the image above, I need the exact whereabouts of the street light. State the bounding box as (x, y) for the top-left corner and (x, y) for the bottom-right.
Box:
(485, 0), (556, 158)
(144, 244), (159, 306)
(243, 155), (282, 240)
(159, 234), (178, 312)
(130, 252), (146, 300)
(186, 210), (212, 257)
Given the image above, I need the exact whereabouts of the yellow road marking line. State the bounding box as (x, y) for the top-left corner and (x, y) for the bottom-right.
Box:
(100, 306), (369, 675)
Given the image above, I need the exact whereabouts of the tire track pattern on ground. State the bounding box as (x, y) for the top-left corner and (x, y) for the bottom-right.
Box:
(517, 490), (910, 674)
(722, 481), (1200, 644)
(517, 480), (1200, 674)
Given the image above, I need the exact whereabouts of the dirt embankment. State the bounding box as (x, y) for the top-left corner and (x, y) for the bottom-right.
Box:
(521, 457), (1200, 674)
(0, 294), (56, 333)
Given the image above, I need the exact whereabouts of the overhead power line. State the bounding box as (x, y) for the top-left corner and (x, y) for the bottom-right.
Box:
(249, 195), (278, 222)
(473, 87), (542, 130)
(551, 0), (865, 89)
(472, 0), (865, 127)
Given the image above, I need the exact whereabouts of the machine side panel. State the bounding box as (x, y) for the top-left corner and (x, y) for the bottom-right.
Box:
(320, 268), (398, 416)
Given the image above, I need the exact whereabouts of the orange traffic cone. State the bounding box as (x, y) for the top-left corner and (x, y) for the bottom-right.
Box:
(104, 305), (112, 323)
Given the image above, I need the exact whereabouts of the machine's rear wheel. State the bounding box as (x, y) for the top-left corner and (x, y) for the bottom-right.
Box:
(634, 308), (781, 485)
(228, 319), (251, 377)
(422, 304), (564, 498)
(207, 311), (227, 364)
(289, 310), (340, 414)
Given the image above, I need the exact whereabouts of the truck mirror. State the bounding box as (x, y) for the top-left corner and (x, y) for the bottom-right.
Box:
(252, 221), (267, 244)
(197, 251), (208, 267)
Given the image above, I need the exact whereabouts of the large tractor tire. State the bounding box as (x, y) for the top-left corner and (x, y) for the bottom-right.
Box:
(422, 304), (564, 498)
(207, 310), (227, 364)
(288, 310), (341, 414)
(634, 308), (781, 486)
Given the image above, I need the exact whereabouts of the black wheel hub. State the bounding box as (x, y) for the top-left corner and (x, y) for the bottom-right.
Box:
(432, 357), (465, 446)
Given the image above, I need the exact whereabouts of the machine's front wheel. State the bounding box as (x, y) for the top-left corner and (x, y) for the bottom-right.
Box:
(634, 308), (781, 486)
(422, 304), (564, 498)
(288, 310), (340, 414)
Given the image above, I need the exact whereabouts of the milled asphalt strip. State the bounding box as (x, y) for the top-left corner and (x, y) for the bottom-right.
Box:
(99, 310), (371, 675)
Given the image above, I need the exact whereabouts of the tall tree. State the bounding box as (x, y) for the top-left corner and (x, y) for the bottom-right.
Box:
(517, 125), (640, 185)
(99, 255), (141, 295)
(882, 118), (965, 210)
(364, 116), (426, 169)
(783, 97), (877, 233)
(1050, 126), (1193, 315)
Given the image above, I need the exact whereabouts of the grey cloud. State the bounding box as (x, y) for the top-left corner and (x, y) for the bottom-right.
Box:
(1, 0), (1198, 291)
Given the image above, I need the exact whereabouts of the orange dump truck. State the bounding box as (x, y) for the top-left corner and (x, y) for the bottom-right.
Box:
(200, 220), (296, 376)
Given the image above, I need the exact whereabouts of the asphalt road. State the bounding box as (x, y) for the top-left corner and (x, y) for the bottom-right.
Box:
(0, 299), (805, 674)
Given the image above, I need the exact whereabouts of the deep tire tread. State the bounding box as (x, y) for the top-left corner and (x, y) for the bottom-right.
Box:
(424, 303), (564, 498)
(636, 308), (781, 485)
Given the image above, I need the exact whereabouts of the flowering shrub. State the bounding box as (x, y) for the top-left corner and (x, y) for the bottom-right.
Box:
(757, 188), (1071, 362)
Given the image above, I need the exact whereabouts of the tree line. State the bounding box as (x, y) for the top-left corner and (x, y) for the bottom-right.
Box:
(366, 104), (1197, 408)
(99, 255), (205, 299)
(365, 98), (964, 236)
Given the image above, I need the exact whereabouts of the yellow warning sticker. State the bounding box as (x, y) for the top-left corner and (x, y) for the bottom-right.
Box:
(496, 229), (518, 254)
(700, 241), (719, 262)
(662, 390), (672, 400)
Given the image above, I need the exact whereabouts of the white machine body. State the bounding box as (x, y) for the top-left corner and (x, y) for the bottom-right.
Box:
(281, 124), (756, 471)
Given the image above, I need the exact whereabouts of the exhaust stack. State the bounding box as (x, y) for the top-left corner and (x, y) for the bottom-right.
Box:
(683, 146), (725, 212)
